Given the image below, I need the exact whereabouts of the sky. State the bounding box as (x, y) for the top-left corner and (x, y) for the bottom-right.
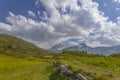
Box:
(0, 0), (120, 49)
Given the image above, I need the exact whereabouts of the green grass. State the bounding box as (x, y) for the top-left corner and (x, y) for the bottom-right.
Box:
(55, 54), (120, 80)
(0, 54), (56, 80)
(1, 53), (119, 80)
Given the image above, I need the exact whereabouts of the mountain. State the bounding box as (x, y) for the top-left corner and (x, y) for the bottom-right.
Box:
(49, 40), (79, 52)
(0, 34), (45, 57)
(65, 43), (91, 51)
(50, 43), (120, 55)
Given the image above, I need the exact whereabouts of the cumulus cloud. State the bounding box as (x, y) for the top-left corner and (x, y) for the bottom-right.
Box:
(28, 10), (36, 18)
(117, 16), (120, 24)
(0, 0), (120, 49)
(6, 12), (62, 48)
(0, 23), (12, 33)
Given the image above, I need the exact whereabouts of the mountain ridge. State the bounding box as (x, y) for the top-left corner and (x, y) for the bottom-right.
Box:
(0, 34), (45, 57)
(50, 42), (120, 55)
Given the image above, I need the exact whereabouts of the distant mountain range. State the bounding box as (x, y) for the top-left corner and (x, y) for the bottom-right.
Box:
(50, 42), (120, 55)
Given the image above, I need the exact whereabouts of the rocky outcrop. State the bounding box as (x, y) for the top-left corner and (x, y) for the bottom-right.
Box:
(53, 61), (88, 80)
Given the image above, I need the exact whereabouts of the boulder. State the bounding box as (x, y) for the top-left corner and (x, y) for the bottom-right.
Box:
(74, 73), (88, 80)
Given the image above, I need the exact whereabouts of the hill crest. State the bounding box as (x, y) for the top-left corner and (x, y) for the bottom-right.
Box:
(0, 34), (45, 57)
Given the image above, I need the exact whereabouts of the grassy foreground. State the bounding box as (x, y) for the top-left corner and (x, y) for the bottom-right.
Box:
(0, 54), (55, 80)
(0, 53), (120, 80)
(56, 54), (120, 80)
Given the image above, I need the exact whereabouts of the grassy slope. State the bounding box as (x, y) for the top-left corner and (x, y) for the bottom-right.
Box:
(0, 34), (45, 57)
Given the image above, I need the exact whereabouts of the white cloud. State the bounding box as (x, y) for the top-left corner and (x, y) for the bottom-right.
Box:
(0, 23), (12, 32)
(103, 3), (107, 7)
(113, 0), (120, 3)
(28, 10), (36, 18)
(6, 12), (61, 48)
(115, 8), (120, 11)
(1, 0), (120, 49)
(117, 16), (120, 25)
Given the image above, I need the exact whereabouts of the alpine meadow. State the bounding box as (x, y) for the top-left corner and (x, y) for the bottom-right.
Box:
(0, 0), (120, 80)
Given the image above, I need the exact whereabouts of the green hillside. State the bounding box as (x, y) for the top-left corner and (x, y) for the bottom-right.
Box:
(0, 34), (45, 57)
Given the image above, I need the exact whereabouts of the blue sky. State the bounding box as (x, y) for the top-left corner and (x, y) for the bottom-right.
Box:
(0, 0), (36, 22)
(0, 0), (120, 49)
(0, 0), (120, 22)
(93, 0), (120, 22)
